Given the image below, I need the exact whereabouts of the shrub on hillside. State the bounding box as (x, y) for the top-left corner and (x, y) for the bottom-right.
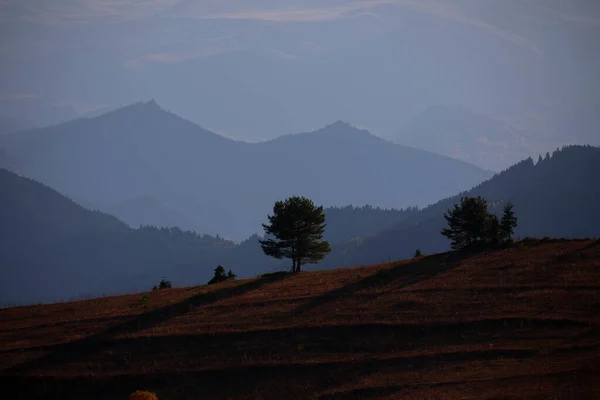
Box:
(139, 294), (149, 307)
(152, 279), (172, 291)
(208, 265), (237, 285)
(129, 390), (158, 400)
(414, 249), (423, 257)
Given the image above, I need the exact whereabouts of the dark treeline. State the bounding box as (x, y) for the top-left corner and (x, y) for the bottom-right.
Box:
(321, 145), (600, 268)
(0, 169), (417, 304)
(441, 196), (517, 249)
(2, 145), (598, 304)
(0, 168), (244, 304)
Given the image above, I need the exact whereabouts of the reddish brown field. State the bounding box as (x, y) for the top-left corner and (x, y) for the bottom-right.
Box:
(1, 239), (600, 399)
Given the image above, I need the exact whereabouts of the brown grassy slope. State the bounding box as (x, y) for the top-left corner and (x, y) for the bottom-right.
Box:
(1, 239), (599, 399)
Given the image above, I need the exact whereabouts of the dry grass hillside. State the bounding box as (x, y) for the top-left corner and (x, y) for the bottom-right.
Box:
(1, 239), (599, 399)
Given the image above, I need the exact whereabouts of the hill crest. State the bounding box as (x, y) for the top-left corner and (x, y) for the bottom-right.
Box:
(322, 145), (600, 269)
(1, 239), (599, 399)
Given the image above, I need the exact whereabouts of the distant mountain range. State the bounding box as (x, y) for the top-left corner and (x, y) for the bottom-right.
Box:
(2, 145), (598, 304)
(0, 116), (38, 136)
(387, 105), (550, 172)
(0, 100), (492, 241)
(0, 168), (416, 304)
(320, 145), (600, 269)
(0, 148), (19, 171)
(0, 167), (269, 304)
(2, 1), (599, 143)
(104, 195), (203, 234)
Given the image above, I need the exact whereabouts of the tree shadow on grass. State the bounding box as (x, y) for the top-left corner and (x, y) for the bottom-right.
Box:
(285, 251), (465, 320)
(3, 272), (291, 376)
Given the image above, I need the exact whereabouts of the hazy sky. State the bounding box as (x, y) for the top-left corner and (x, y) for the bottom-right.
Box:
(1, 0), (600, 140)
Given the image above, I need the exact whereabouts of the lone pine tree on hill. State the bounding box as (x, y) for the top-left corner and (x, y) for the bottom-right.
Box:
(259, 196), (331, 272)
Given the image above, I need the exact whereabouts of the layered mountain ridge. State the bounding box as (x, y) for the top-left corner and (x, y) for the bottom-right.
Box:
(0, 101), (492, 241)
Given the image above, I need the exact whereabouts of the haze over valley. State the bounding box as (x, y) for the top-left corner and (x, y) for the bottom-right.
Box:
(0, 101), (494, 241)
(1, 2), (600, 399)
(1, 0), (599, 304)
(2, 0), (600, 169)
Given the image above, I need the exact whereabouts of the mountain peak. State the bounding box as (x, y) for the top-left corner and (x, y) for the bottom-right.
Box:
(330, 120), (352, 127)
(321, 120), (356, 131)
(145, 99), (160, 109)
(80, 100), (164, 119)
(110, 99), (163, 115)
(317, 120), (368, 136)
(310, 121), (387, 145)
(129, 99), (163, 112)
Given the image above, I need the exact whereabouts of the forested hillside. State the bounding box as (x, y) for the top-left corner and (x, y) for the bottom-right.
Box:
(0, 169), (418, 304)
(0, 169), (244, 304)
(323, 205), (418, 244)
(321, 145), (600, 268)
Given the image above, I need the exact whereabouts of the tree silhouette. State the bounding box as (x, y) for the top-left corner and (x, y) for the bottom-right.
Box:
(208, 265), (236, 285)
(500, 201), (518, 242)
(441, 196), (520, 250)
(260, 196), (331, 272)
(485, 213), (500, 246)
(153, 278), (172, 290)
(441, 196), (491, 250)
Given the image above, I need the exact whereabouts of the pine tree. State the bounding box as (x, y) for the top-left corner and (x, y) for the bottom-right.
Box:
(441, 196), (490, 250)
(208, 265), (229, 285)
(485, 213), (500, 246)
(499, 202), (518, 242)
(260, 196), (331, 272)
